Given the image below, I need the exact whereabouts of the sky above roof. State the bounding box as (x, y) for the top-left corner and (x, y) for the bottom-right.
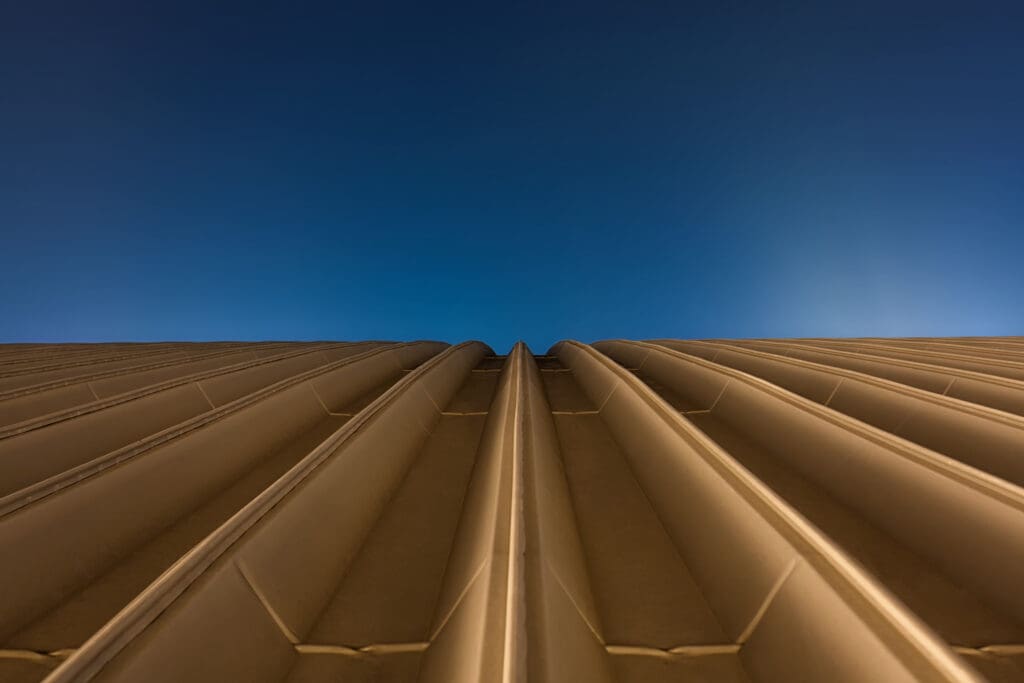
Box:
(3, 1), (1022, 352)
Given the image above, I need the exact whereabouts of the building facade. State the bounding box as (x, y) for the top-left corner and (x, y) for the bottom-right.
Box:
(1, 338), (1023, 682)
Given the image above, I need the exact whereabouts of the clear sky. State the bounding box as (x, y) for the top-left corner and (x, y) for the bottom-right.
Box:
(2, 2), (1022, 353)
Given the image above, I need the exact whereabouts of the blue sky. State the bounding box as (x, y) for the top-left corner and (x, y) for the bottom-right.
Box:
(2, 1), (1022, 353)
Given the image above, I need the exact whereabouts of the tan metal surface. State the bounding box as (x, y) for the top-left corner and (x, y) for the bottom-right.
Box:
(0, 338), (1019, 681)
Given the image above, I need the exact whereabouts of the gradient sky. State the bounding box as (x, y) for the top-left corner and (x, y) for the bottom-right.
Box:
(2, 2), (1022, 352)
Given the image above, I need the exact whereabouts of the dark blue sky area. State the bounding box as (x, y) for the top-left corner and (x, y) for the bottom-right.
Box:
(2, 2), (1022, 352)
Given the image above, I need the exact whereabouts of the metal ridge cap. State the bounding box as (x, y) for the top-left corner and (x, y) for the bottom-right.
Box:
(658, 339), (1024, 429)
(860, 339), (1024, 359)
(677, 338), (1024, 390)
(562, 340), (981, 683)
(0, 341), (323, 402)
(626, 340), (1024, 510)
(0, 345), (188, 370)
(42, 340), (483, 683)
(0, 342), (367, 439)
(763, 338), (1024, 372)
(0, 345), (178, 368)
(0, 342), (415, 518)
(0, 346), (200, 379)
(796, 339), (1024, 368)
(502, 341), (527, 683)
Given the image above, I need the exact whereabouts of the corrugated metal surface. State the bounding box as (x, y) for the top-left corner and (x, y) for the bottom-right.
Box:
(0, 338), (1021, 682)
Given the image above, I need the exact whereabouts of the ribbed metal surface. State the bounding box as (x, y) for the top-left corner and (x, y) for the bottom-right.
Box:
(0, 338), (1021, 682)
